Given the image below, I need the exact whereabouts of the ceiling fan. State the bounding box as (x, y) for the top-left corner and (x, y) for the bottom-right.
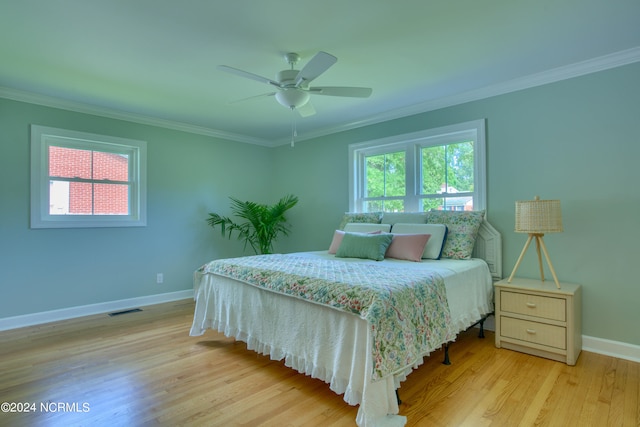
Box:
(218, 51), (373, 117)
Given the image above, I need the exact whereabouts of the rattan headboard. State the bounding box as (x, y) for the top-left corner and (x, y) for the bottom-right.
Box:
(472, 219), (503, 281)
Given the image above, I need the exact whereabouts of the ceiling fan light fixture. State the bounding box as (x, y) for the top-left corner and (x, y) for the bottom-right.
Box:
(219, 50), (372, 117)
(275, 89), (310, 109)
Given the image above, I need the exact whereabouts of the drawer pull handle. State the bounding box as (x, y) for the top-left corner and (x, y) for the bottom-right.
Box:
(526, 302), (537, 308)
(526, 329), (537, 334)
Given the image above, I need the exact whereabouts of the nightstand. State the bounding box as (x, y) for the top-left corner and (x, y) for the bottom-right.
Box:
(494, 278), (582, 365)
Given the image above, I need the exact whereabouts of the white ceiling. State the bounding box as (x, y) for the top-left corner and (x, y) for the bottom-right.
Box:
(1, 0), (639, 146)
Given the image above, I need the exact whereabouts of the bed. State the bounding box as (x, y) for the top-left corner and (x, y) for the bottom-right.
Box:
(190, 212), (502, 427)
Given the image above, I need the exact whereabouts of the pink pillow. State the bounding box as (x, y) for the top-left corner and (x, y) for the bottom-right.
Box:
(328, 230), (346, 254)
(328, 229), (382, 254)
(385, 234), (432, 262)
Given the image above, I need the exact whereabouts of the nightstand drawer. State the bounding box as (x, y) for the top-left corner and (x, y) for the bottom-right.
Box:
(500, 290), (566, 321)
(500, 316), (566, 349)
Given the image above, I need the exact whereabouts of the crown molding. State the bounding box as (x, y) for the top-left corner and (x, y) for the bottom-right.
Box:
(2, 47), (639, 148)
(0, 86), (272, 147)
(273, 47), (640, 146)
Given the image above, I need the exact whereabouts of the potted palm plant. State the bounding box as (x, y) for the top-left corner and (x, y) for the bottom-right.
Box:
(206, 194), (299, 255)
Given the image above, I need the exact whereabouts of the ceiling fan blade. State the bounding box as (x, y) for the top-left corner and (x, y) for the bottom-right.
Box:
(228, 92), (277, 104)
(218, 65), (281, 88)
(296, 102), (316, 117)
(308, 86), (373, 98)
(295, 51), (337, 87)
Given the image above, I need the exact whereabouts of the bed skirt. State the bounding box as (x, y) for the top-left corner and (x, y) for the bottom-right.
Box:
(190, 271), (414, 427)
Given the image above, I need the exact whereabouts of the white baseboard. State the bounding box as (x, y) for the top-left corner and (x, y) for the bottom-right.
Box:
(582, 335), (640, 364)
(0, 290), (194, 331)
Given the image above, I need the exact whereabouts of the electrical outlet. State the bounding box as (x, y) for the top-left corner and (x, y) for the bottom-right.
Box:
(156, 273), (164, 284)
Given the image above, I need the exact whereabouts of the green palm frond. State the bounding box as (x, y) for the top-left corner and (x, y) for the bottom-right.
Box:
(207, 194), (299, 254)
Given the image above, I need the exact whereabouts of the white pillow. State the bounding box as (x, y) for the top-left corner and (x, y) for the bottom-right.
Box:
(343, 223), (391, 233)
(390, 223), (448, 259)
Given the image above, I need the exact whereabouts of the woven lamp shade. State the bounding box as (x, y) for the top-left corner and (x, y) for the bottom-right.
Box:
(515, 198), (563, 234)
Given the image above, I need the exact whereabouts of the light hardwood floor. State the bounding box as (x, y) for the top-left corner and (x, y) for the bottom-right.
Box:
(0, 299), (638, 426)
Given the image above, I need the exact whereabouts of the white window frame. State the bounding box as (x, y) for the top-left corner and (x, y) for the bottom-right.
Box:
(349, 119), (486, 213)
(30, 125), (147, 228)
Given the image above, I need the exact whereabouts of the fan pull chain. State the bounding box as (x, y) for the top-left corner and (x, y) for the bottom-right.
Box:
(290, 107), (297, 147)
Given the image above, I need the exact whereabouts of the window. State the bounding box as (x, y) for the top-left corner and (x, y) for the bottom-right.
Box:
(349, 120), (485, 213)
(30, 125), (147, 228)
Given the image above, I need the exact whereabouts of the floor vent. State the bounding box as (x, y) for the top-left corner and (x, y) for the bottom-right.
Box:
(108, 308), (143, 317)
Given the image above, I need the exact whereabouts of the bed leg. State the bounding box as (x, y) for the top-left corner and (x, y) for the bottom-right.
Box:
(442, 343), (451, 365)
(478, 317), (485, 339)
(396, 389), (402, 405)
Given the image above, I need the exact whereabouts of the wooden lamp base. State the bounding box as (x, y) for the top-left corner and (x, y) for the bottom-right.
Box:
(508, 233), (561, 289)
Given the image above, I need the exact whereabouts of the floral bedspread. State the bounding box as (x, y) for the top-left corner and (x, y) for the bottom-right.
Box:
(199, 254), (457, 380)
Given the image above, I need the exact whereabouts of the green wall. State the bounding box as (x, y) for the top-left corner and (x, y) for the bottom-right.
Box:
(1, 61), (638, 347)
(274, 62), (640, 346)
(0, 98), (273, 317)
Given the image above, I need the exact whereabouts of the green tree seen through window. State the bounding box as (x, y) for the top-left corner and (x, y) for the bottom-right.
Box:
(351, 120), (485, 213)
(365, 151), (405, 212)
(422, 141), (474, 210)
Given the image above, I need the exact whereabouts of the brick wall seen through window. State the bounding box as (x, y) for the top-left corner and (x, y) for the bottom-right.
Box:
(48, 146), (129, 215)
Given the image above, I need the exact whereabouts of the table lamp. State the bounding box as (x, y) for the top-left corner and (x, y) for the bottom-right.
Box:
(508, 196), (563, 288)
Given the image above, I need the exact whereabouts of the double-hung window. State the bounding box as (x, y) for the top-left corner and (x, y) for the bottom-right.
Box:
(30, 125), (147, 228)
(349, 120), (486, 213)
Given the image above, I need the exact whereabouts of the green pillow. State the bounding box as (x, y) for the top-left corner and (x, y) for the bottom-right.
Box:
(335, 232), (393, 261)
